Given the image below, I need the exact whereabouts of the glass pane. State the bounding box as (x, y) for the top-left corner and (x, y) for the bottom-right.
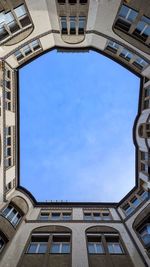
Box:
(51, 243), (60, 253)
(142, 234), (150, 246)
(88, 243), (95, 253)
(108, 243), (114, 253)
(12, 213), (21, 226)
(128, 9), (138, 22)
(51, 213), (61, 220)
(119, 5), (129, 18)
(27, 244), (37, 253)
(14, 5), (26, 18)
(38, 244), (47, 253)
(5, 12), (14, 24)
(0, 237), (4, 251)
(131, 197), (141, 207)
(0, 12), (5, 24)
(113, 244), (123, 254)
(96, 243), (104, 254)
(2, 205), (12, 216)
(62, 243), (70, 253)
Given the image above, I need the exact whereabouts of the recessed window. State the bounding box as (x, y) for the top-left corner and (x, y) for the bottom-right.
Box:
(106, 236), (124, 254)
(137, 215), (150, 252)
(123, 189), (148, 216)
(139, 123), (150, 138)
(123, 203), (134, 216)
(57, 0), (66, 4)
(133, 16), (150, 42)
(5, 126), (14, 168)
(50, 235), (71, 254)
(0, 234), (6, 253)
(133, 57), (148, 70)
(84, 210), (111, 220)
(120, 48), (133, 61)
(60, 16), (86, 35)
(87, 236), (104, 254)
(115, 4), (138, 32)
(14, 39), (41, 62)
(0, 4), (32, 43)
(2, 205), (21, 226)
(39, 211), (72, 220)
(69, 0), (77, 4)
(27, 235), (49, 254)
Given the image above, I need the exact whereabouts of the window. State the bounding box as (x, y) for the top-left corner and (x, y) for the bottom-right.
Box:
(123, 189), (148, 216)
(5, 179), (15, 193)
(120, 48), (133, 61)
(130, 197), (141, 208)
(50, 235), (71, 254)
(115, 5), (138, 32)
(0, 4), (32, 43)
(0, 234), (6, 253)
(123, 203), (134, 216)
(39, 211), (72, 220)
(2, 205), (21, 226)
(60, 16), (86, 35)
(137, 215), (150, 252)
(5, 126), (14, 168)
(87, 233), (124, 255)
(14, 40), (41, 62)
(87, 235), (104, 254)
(139, 123), (150, 138)
(84, 210), (111, 220)
(106, 236), (124, 254)
(133, 57), (148, 70)
(5, 68), (12, 111)
(106, 41), (120, 53)
(27, 235), (48, 254)
(133, 16), (150, 42)
(145, 87), (150, 98)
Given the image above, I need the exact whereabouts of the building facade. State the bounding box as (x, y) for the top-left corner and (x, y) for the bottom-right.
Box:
(0, 0), (150, 266)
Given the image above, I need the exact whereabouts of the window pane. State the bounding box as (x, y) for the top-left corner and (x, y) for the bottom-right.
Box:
(2, 205), (12, 216)
(0, 237), (5, 252)
(113, 244), (123, 254)
(14, 5), (26, 18)
(38, 244), (47, 253)
(27, 244), (37, 253)
(88, 243), (95, 254)
(62, 244), (70, 253)
(51, 244), (60, 253)
(96, 243), (104, 254)
(5, 12), (14, 24)
(12, 213), (21, 226)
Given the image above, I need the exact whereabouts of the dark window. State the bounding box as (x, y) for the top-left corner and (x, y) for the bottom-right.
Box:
(27, 235), (49, 254)
(106, 236), (124, 254)
(2, 205), (21, 226)
(50, 235), (71, 254)
(87, 236), (104, 254)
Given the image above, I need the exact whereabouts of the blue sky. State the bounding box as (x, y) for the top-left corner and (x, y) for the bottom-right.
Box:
(20, 50), (139, 202)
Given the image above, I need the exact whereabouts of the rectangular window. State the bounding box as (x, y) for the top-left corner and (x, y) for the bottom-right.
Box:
(2, 205), (21, 226)
(106, 236), (124, 254)
(115, 5), (138, 32)
(78, 16), (86, 34)
(106, 41), (120, 53)
(84, 210), (111, 220)
(5, 68), (12, 111)
(130, 197), (141, 208)
(133, 16), (150, 41)
(120, 48), (133, 61)
(39, 212), (49, 220)
(50, 235), (71, 254)
(87, 236), (104, 254)
(5, 126), (14, 168)
(14, 39), (41, 62)
(133, 57), (148, 70)
(0, 4), (31, 42)
(70, 16), (76, 34)
(61, 17), (68, 34)
(27, 235), (49, 254)
(123, 203), (134, 216)
(0, 235), (5, 253)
